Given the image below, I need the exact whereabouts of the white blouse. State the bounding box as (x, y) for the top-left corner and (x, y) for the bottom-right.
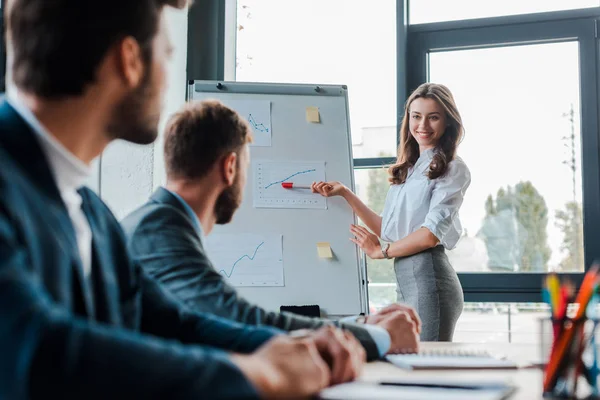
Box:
(380, 148), (471, 250)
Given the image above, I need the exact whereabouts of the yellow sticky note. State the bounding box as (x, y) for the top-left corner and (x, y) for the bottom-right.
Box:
(317, 242), (333, 258)
(306, 106), (320, 123)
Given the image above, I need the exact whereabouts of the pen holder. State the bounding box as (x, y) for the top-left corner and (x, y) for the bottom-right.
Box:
(540, 317), (600, 399)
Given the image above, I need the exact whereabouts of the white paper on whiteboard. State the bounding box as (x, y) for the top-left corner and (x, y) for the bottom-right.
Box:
(220, 99), (272, 147)
(252, 160), (327, 209)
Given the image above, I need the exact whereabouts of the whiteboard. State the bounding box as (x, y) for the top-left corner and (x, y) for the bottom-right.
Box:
(189, 81), (366, 316)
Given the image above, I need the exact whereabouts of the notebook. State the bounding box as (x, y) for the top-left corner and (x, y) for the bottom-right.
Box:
(319, 381), (517, 400)
(386, 348), (520, 370)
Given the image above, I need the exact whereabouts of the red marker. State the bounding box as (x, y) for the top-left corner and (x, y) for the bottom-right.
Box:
(282, 182), (311, 189)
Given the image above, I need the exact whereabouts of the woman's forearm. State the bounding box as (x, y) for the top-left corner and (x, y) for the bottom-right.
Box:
(342, 189), (382, 237)
(381, 228), (439, 259)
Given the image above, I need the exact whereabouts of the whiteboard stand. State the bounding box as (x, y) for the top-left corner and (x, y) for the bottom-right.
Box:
(188, 80), (367, 316)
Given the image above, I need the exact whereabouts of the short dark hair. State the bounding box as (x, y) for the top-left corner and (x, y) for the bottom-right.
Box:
(6, 0), (188, 98)
(164, 100), (252, 180)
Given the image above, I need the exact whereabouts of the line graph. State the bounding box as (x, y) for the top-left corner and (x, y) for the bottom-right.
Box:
(265, 169), (316, 189)
(248, 114), (269, 133)
(253, 161), (327, 209)
(219, 241), (265, 278)
(205, 233), (284, 287)
(221, 100), (271, 146)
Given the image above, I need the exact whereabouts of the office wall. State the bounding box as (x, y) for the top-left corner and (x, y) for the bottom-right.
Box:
(101, 8), (189, 219)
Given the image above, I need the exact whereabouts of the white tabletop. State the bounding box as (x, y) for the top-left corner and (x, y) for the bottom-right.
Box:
(357, 342), (556, 400)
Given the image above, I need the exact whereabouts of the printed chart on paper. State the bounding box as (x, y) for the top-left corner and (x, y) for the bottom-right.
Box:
(253, 160), (327, 209)
(205, 233), (284, 287)
(221, 99), (272, 147)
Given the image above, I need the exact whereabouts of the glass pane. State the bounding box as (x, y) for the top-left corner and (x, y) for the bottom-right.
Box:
(236, 0), (397, 157)
(454, 303), (549, 345)
(368, 297), (551, 346)
(410, 0), (598, 24)
(430, 42), (584, 273)
(368, 283), (396, 313)
(354, 168), (397, 311)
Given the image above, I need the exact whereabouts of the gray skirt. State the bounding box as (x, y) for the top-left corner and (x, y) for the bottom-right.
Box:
(394, 246), (463, 342)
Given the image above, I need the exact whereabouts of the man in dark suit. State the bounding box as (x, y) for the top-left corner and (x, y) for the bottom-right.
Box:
(122, 100), (422, 362)
(0, 0), (365, 398)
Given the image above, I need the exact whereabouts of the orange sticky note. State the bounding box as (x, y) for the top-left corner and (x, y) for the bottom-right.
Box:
(306, 107), (320, 123)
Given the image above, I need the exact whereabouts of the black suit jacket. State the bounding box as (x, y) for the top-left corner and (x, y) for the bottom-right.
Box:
(122, 187), (380, 361)
(0, 100), (278, 399)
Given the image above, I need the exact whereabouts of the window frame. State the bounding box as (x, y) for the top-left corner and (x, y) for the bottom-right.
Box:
(407, 6), (600, 301)
(407, 1), (600, 27)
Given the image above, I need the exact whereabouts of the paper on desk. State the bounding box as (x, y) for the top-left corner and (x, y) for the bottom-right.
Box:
(386, 353), (518, 370)
(319, 382), (514, 400)
(380, 376), (513, 389)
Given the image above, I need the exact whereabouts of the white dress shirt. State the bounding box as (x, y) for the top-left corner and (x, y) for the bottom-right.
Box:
(8, 94), (93, 277)
(380, 148), (471, 249)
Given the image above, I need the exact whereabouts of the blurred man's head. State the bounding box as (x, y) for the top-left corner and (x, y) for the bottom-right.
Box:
(164, 100), (252, 225)
(6, 0), (187, 145)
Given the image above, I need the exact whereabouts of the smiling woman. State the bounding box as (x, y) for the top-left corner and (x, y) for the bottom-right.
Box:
(312, 83), (471, 342)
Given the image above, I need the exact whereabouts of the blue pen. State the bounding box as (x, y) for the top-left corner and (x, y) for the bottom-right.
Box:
(590, 331), (599, 396)
(542, 287), (552, 315)
(587, 295), (600, 395)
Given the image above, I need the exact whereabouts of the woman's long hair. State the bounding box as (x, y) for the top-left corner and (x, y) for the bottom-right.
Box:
(389, 83), (464, 185)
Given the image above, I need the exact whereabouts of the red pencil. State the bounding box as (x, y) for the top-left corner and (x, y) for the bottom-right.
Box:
(281, 182), (311, 189)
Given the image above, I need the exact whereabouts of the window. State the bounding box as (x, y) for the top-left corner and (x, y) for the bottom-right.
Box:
(236, 0), (397, 158)
(406, 10), (600, 299)
(404, 6), (600, 303)
(454, 302), (548, 344)
(354, 168), (396, 311)
(429, 42), (584, 273)
(409, 0), (599, 24)
(217, 0), (600, 303)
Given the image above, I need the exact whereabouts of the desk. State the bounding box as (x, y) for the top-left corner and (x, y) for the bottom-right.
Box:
(360, 342), (544, 399)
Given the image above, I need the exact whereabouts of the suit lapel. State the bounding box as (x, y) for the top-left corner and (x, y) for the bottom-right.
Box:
(0, 99), (94, 316)
(79, 189), (119, 324)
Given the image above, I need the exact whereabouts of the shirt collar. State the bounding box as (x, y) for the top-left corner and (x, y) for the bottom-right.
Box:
(414, 147), (435, 167)
(420, 147), (435, 158)
(7, 92), (91, 193)
(165, 188), (205, 246)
